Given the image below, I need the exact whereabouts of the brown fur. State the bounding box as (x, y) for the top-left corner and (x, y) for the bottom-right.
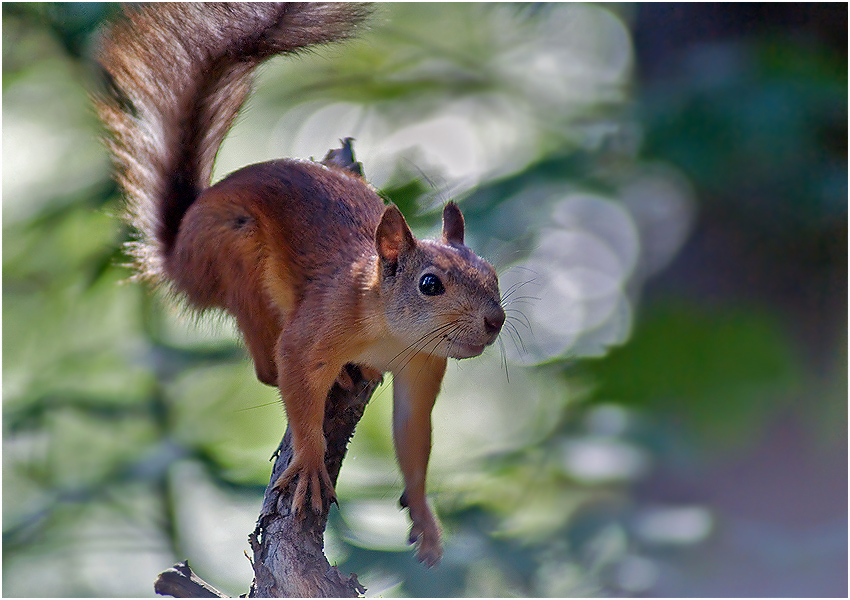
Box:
(95, 3), (504, 567)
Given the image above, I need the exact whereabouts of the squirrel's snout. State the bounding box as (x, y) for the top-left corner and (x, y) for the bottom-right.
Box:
(483, 307), (505, 337)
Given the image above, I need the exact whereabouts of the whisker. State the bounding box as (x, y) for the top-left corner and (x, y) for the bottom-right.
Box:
(391, 321), (461, 375)
(232, 400), (281, 412)
(500, 278), (541, 305)
(504, 320), (528, 356)
(499, 278), (537, 302)
(506, 310), (533, 332)
(502, 320), (522, 353)
(497, 336), (510, 383)
(397, 323), (466, 382)
(503, 295), (542, 304)
(386, 321), (457, 368)
(500, 264), (541, 277)
(504, 301), (539, 311)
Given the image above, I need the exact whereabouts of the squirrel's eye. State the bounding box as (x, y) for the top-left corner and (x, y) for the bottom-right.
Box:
(418, 273), (445, 296)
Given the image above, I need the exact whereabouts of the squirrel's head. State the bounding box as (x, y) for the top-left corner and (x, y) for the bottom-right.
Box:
(375, 202), (505, 360)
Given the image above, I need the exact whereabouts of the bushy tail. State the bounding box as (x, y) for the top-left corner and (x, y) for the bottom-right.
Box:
(96, 2), (370, 280)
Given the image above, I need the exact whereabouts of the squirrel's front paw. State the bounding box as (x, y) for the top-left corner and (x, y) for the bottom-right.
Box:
(274, 459), (335, 515)
(401, 492), (443, 566)
(403, 504), (442, 567)
(409, 519), (442, 567)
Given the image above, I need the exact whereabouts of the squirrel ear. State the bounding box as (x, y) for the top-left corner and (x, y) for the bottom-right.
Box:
(442, 201), (465, 246)
(376, 205), (415, 272)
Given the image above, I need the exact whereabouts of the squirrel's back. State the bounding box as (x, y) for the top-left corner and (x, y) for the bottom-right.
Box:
(96, 2), (371, 283)
(174, 159), (385, 304)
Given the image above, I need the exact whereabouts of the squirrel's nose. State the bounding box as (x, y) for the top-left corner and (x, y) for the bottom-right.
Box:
(483, 308), (505, 336)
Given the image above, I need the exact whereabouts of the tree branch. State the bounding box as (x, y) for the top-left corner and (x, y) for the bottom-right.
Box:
(155, 364), (380, 598)
(154, 561), (228, 598)
(248, 364), (379, 597)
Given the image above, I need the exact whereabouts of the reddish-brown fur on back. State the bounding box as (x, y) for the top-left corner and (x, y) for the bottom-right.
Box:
(170, 159), (386, 384)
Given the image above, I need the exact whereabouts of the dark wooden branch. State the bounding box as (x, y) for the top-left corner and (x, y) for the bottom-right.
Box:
(154, 561), (228, 598)
(155, 365), (381, 598)
(248, 365), (380, 598)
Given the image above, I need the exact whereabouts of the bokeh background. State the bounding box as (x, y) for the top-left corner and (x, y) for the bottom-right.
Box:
(3, 3), (846, 597)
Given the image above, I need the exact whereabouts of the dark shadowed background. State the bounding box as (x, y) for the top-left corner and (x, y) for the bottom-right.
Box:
(3, 3), (846, 597)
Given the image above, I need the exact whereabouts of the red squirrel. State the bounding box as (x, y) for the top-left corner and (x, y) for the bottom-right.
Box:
(96, 3), (504, 567)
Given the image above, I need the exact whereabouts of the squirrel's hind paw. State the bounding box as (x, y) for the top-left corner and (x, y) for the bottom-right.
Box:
(275, 461), (336, 516)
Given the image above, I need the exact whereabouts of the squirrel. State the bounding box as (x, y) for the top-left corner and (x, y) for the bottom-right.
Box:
(95, 3), (505, 567)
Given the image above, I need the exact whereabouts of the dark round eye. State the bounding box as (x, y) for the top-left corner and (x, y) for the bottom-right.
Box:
(418, 273), (445, 296)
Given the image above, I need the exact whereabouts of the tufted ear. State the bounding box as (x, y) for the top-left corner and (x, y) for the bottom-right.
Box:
(375, 205), (415, 273)
(441, 201), (465, 246)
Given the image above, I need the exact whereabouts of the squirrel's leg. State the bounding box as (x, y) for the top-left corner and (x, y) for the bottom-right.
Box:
(235, 306), (281, 387)
(273, 331), (339, 515)
(392, 354), (447, 567)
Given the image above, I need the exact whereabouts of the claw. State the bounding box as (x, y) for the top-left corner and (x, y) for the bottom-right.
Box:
(274, 460), (336, 516)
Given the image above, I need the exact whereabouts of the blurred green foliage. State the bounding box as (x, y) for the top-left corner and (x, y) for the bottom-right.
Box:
(588, 303), (803, 446)
(642, 34), (846, 232)
(4, 2), (846, 598)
